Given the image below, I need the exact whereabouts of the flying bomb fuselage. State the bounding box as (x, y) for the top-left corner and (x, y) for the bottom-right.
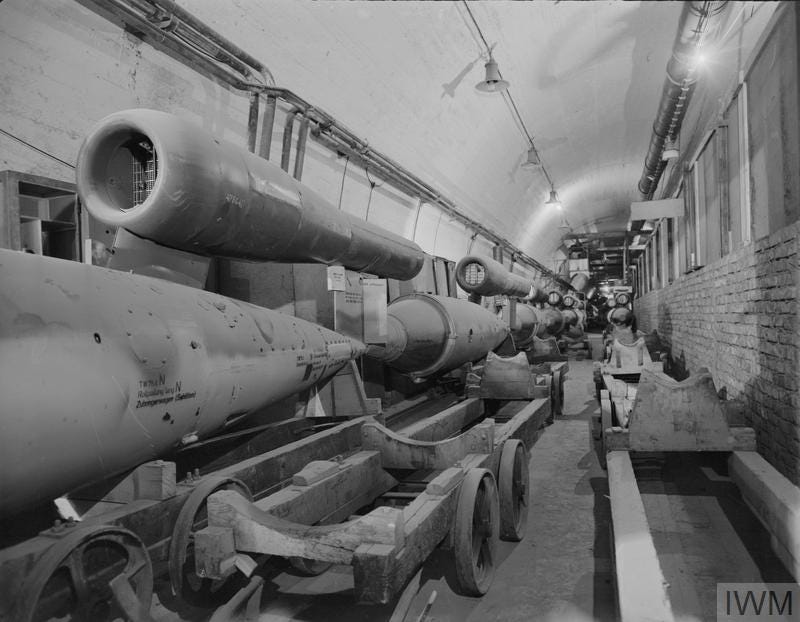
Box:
(0, 250), (364, 517)
(76, 109), (425, 281)
(455, 254), (546, 301)
(366, 293), (509, 379)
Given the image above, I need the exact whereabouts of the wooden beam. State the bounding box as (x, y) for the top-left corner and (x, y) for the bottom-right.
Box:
(400, 397), (484, 442)
(607, 451), (674, 622)
(729, 451), (800, 580)
(205, 489), (404, 567)
(361, 421), (495, 470)
(353, 454), (486, 603)
(253, 450), (398, 526)
(216, 416), (370, 498)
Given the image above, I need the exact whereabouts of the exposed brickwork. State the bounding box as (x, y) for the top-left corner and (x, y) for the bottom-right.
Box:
(636, 221), (800, 485)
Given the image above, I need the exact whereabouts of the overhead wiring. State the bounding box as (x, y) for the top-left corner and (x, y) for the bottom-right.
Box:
(337, 155), (350, 210)
(0, 128), (75, 169)
(461, 0), (554, 189)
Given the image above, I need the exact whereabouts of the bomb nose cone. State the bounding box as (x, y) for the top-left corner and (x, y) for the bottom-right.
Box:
(348, 336), (367, 358)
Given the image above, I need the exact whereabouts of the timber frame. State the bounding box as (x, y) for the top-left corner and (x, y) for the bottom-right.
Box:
(195, 398), (551, 604)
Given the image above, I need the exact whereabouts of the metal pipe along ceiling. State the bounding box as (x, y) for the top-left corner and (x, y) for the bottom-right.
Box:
(638, 1), (728, 199)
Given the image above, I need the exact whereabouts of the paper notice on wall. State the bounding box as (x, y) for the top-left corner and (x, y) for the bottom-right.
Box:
(327, 265), (346, 291)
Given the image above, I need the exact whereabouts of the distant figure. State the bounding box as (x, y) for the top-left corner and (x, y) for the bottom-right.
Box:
(603, 307), (638, 361)
(91, 240), (112, 267)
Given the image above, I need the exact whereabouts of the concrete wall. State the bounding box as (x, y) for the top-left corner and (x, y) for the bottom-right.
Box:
(635, 220), (799, 485)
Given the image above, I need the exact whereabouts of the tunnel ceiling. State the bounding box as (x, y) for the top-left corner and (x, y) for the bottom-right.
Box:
(180, 0), (685, 270)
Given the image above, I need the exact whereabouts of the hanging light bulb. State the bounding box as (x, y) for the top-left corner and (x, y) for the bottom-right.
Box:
(545, 189), (561, 209)
(521, 145), (540, 168)
(475, 54), (509, 92)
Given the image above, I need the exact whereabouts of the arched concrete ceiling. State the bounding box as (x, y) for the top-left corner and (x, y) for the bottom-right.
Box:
(180, 0), (685, 266)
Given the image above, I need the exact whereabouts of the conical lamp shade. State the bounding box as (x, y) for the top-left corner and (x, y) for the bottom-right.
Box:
(521, 146), (540, 168)
(545, 190), (561, 209)
(476, 58), (509, 92)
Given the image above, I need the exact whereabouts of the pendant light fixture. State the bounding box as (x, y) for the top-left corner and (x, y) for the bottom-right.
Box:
(475, 53), (509, 92)
(545, 189), (562, 209)
(521, 145), (541, 168)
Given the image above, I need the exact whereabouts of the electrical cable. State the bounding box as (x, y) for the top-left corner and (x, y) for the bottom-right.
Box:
(0, 128), (75, 169)
(337, 155), (350, 210)
(364, 165), (381, 222)
(461, 1), (555, 189)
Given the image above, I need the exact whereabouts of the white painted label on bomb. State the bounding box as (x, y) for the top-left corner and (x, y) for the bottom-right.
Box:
(327, 342), (354, 362)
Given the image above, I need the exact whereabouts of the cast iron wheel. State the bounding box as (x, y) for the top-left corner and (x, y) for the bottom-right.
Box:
(452, 468), (499, 596)
(19, 524), (153, 622)
(498, 439), (530, 541)
(168, 475), (253, 607)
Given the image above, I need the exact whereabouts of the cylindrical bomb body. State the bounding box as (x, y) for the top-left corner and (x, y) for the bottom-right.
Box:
(563, 308), (587, 338)
(0, 250), (364, 517)
(511, 304), (538, 348)
(533, 306), (565, 338)
(570, 272), (590, 293)
(561, 308), (580, 328)
(530, 281), (549, 304)
(455, 255), (540, 299)
(366, 294), (509, 379)
(76, 109), (424, 281)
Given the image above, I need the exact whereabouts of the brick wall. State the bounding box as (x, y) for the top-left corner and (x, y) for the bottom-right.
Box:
(635, 221), (799, 484)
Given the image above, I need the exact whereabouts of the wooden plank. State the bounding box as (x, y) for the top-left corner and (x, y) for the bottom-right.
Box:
(490, 397), (550, 475)
(291, 460), (340, 486)
(425, 467), (463, 496)
(493, 397), (550, 448)
(355, 454), (489, 602)
(217, 416), (370, 498)
(354, 489), (460, 603)
(605, 429), (630, 452)
(729, 451), (800, 580)
(195, 525), (237, 580)
(638, 485), (705, 619)
(255, 451), (398, 526)
(205, 489), (404, 567)
(401, 397), (484, 442)
(607, 451), (674, 622)
(361, 420), (494, 470)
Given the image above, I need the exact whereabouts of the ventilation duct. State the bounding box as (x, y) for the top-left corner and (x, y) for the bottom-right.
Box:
(638, 1), (728, 199)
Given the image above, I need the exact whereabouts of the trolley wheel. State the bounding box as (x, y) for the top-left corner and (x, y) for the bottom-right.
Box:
(498, 440), (530, 541)
(19, 524), (153, 622)
(169, 475), (252, 606)
(452, 468), (499, 596)
(289, 557), (333, 576)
